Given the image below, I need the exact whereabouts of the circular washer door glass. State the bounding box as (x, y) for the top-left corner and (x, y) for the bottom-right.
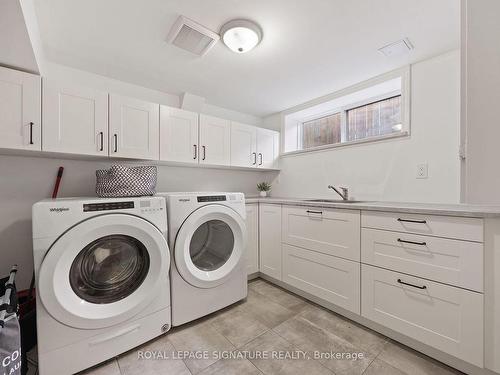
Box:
(189, 219), (234, 271)
(69, 234), (150, 304)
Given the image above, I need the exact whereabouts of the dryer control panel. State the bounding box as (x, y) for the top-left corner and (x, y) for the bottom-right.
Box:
(197, 195), (226, 202)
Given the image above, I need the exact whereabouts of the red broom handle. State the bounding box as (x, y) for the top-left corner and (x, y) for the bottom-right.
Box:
(52, 166), (64, 199)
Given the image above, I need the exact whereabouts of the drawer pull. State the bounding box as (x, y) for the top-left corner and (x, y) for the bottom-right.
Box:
(397, 278), (427, 290)
(397, 238), (427, 246)
(306, 210), (322, 214)
(397, 218), (427, 224)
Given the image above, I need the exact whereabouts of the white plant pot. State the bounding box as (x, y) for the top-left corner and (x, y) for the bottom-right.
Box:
(259, 191), (268, 197)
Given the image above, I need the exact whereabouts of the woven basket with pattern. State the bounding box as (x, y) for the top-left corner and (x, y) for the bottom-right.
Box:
(96, 165), (157, 198)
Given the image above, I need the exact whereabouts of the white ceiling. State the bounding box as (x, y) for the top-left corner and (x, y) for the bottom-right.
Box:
(34, 0), (459, 117)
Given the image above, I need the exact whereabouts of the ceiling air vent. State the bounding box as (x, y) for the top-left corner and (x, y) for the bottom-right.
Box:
(167, 16), (220, 56)
(378, 38), (414, 57)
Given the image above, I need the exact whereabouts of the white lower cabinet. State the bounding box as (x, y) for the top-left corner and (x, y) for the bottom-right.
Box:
(283, 243), (360, 314)
(361, 228), (483, 292)
(282, 205), (360, 261)
(245, 204), (259, 275)
(259, 204), (282, 280)
(361, 264), (484, 367)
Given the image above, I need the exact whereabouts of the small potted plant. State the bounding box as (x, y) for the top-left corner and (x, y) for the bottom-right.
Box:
(257, 182), (272, 197)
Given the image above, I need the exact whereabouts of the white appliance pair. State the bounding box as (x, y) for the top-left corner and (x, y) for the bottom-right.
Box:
(32, 192), (247, 374)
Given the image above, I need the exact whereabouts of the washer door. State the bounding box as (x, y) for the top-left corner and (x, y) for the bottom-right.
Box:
(38, 214), (169, 329)
(174, 205), (246, 288)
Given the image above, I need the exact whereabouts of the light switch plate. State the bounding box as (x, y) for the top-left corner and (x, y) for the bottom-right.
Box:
(416, 163), (428, 179)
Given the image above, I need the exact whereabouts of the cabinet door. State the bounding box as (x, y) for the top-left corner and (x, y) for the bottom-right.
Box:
(0, 67), (41, 150)
(231, 122), (257, 167)
(283, 243), (360, 314)
(282, 205), (361, 261)
(199, 114), (230, 165)
(256, 128), (279, 169)
(259, 204), (282, 280)
(245, 204), (259, 274)
(362, 264), (483, 367)
(109, 94), (159, 160)
(160, 106), (199, 163)
(43, 81), (108, 155)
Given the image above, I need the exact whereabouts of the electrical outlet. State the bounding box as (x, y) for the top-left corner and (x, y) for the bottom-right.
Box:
(416, 163), (428, 179)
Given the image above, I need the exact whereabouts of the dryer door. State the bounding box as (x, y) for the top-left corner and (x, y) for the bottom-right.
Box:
(38, 214), (169, 329)
(174, 204), (246, 288)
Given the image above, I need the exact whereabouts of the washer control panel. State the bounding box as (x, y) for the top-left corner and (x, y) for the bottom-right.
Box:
(83, 201), (134, 212)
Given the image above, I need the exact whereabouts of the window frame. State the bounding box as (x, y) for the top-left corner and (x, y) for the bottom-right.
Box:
(282, 66), (411, 156)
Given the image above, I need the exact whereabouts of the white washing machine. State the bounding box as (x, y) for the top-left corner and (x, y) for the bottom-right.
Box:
(158, 192), (247, 326)
(32, 197), (171, 375)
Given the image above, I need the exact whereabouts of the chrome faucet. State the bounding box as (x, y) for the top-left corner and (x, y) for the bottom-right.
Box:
(328, 185), (349, 200)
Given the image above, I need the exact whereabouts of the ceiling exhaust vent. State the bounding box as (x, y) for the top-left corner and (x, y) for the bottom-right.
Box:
(167, 16), (220, 56)
(378, 38), (414, 57)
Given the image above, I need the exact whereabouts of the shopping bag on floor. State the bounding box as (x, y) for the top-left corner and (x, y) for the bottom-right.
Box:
(0, 316), (22, 375)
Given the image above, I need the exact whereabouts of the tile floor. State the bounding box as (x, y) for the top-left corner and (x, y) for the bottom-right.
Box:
(34, 278), (464, 375)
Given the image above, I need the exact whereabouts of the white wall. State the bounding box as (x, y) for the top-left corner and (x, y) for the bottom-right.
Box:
(44, 62), (265, 126)
(461, 0), (500, 204)
(269, 50), (460, 203)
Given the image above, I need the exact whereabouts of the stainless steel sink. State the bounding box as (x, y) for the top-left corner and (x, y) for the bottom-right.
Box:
(303, 199), (366, 203)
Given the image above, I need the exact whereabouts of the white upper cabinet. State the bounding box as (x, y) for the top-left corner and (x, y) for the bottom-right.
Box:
(257, 127), (279, 168)
(0, 67), (41, 150)
(43, 81), (108, 156)
(230, 122), (280, 169)
(199, 114), (231, 165)
(160, 106), (199, 163)
(230, 122), (257, 167)
(109, 94), (159, 160)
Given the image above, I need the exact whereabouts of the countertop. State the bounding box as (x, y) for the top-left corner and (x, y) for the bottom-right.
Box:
(244, 196), (500, 218)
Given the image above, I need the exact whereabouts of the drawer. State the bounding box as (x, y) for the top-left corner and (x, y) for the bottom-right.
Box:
(282, 243), (360, 314)
(361, 264), (483, 367)
(282, 205), (360, 261)
(361, 228), (483, 292)
(361, 211), (483, 242)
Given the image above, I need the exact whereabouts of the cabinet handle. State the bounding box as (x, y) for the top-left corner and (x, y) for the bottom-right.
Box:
(397, 238), (427, 246)
(114, 134), (118, 153)
(29, 122), (34, 145)
(202, 146), (206, 160)
(397, 218), (427, 224)
(193, 145), (197, 159)
(99, 132), (104, 151)
(252, 152), (257, 165)
(306, 210), (322, 214)
(259, 153), (263, 165)
(397, 278), (427, 290)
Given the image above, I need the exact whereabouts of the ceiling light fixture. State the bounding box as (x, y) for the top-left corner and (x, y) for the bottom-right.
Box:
(220, 19), (263, 54)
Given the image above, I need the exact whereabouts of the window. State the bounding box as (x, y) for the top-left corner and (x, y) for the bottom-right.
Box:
(283, 67), (410, 154)
(302, 112), (341, 149)
(346, 95), (401, 141)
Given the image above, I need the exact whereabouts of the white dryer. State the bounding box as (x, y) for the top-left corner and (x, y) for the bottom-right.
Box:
(158, 192), (247, 326)
(32, 197), (171, 375)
